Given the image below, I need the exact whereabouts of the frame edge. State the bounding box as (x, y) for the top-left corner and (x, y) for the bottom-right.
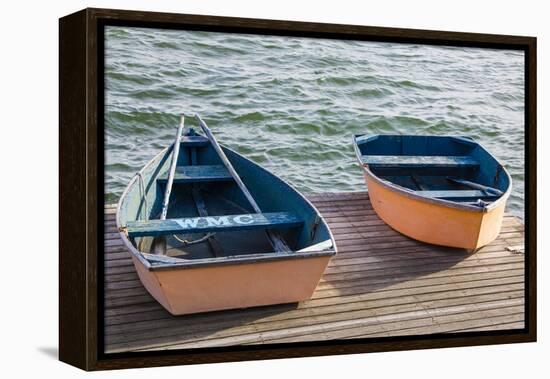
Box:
(59, 8), (89, 370)
(58, 7), (537, 371)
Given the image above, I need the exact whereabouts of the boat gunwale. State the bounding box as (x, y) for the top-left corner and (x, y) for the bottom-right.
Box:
(352, 134), (513, 214)
(116, 133), (337, 271)
(140, 249), (336, 271)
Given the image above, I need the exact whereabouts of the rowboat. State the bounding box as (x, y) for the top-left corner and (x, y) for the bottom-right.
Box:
(116, 115), (336, 315)
(353, 134), (512, 250)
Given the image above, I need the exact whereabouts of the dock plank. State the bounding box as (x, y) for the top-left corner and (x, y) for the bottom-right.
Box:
(103, 191), (525, 353)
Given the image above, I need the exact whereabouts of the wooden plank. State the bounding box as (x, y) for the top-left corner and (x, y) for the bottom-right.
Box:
(105, 287), (524, 341)
(324, 239), (522, 263)
(326, 247), (523, 268)
(345, 308), (524, 339)
(114, 304), (526, 351)
(106, 287), (524, 351)
(130, 300), (522, 351)
(320, 261), (524, 285)
(104, 272), (141, 283)
(105, 239), (124, 248)
(307, 192), (369, 201)
(157, 165), (232, 184)
(360, 155), (479, 168)
(320, 208), (378, 217)
(314, 202), (373, 210)
(105, 276), (524, 337)
(179, 135), (209, 147)
(264, 308), (525, 345)
(104, 245), (132, 254)
(414, 190), (498, 199)
(105, 290), (526, 341)
(105, 207), (117, 215)
(335, 235), (523, 250)
(312, 271), (524, 300)
(105, 294), (154, 308)
(103, 286), (525, 347)
(451, 321), (525, 333)
(104, 232), (121, 240)
(104, 251), (132, 261)
(104, 286), (525, 344)
(331, 231), (522, 248)
(323, 256), (523, 277)
(330, 229), (521, 246)
(124, 212), (303, 237)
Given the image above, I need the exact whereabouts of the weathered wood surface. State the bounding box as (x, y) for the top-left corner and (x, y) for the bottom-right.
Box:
(103, 192), (525, 353)
(415, 190), (497, 199)
(359, 155), (479, 168)
(179, 135), (209, 147)
(157, 165), (232, 184)
(125, 211), (303, 237)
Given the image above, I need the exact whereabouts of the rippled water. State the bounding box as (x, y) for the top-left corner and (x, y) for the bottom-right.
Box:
(105, 27), (525, 217)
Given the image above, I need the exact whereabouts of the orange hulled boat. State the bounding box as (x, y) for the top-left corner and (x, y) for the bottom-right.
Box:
(353, 134), (512, 250)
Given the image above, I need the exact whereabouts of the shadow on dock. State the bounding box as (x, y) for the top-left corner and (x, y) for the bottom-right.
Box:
(319, 245), (469, 297)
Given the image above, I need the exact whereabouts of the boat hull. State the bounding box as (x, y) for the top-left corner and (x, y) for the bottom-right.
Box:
(131, 254), (331, 315)
(364, 170), (506, 250)
(117, 130), (336, 315)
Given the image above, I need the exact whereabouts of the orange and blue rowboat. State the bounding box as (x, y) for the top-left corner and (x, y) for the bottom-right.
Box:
(117, 115), (336, 315)
(353, 135), (512, 250)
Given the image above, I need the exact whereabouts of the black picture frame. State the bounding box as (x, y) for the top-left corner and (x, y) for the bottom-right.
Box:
(59, 7), (536, 371)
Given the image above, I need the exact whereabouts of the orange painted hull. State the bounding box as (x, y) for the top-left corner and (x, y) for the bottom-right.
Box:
(131, 255), (331, 315)
(364, 171), (506, 250)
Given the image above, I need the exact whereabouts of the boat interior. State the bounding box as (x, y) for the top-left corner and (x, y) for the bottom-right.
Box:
(355, 135), (510, 207)
(119, 129), (332, 261)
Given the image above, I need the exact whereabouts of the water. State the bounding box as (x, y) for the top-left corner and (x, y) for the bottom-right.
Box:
(105, 27), (525, 217)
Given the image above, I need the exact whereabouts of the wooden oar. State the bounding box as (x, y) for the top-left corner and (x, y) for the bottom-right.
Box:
(446, 177), (503, 197)
(151, 116), (185, 255)
(195, 114), (291, 253)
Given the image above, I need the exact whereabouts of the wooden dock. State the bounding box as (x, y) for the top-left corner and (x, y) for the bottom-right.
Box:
(104, 191), (525, 353)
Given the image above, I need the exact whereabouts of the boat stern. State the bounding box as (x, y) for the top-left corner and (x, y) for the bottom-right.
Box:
(130, 253), (333, 315)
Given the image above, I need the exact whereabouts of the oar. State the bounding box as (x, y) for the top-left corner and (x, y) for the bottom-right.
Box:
(151, 116), (185, 255)
(446, 177), (503, 197)
(195, 114), (291, 253)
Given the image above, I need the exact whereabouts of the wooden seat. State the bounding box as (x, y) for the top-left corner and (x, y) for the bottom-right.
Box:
(125, 212), (303, 237)
(157, 165), (232, 184)
(415, 190), (500, 199)
(180, 135), (210, 147)
(360, 155), (479, 169)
